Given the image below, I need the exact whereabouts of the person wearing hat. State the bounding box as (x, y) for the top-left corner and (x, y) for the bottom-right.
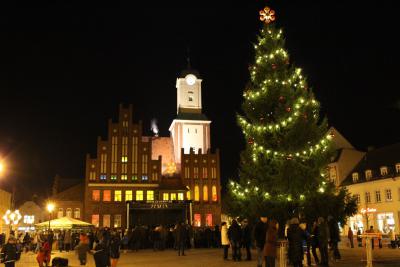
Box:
(1, 237), (19, 267)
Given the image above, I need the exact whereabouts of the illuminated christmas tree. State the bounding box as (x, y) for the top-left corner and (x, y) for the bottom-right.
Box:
(227, 7), (356, 229)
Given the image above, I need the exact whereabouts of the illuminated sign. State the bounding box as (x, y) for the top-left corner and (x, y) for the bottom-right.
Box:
(361, 208), (377, 214)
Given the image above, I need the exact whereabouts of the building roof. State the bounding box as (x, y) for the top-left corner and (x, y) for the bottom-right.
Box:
(53, 183), (84, 201)
(175, 112), (209, 121)
(341, 142), (400, 186)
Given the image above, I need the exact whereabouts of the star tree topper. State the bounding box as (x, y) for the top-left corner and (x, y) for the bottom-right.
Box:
(259, 6), (276, 24)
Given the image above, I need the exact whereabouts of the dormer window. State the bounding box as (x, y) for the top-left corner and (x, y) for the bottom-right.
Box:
(396, 163), (400, 174)
(365, 170), (372, 180)
(380, 166), (388, 176)
(352, 172), (359, 183)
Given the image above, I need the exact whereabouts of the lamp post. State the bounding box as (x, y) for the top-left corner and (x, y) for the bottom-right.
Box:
(47, 203), (55, 231)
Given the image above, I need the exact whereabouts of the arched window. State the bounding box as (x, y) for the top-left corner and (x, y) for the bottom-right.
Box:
(186, 190), (191, 200)
(194, 185), (199, 201)
(203, 185), (208, 201)
(74, 208), (80, 219)
(66, 208), (72, 218)
(212, 186), (217, 202)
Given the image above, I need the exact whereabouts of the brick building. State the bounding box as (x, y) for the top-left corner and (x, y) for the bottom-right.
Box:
(83, 69), (221, 229)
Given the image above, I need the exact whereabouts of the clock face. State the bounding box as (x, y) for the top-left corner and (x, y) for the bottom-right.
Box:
(185, 74), (197, 85)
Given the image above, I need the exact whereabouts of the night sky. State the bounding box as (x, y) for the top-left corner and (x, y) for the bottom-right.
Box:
(1, 2), (399, 204)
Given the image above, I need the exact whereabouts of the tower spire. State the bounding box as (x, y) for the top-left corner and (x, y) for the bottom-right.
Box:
(186, 47), (191, 69)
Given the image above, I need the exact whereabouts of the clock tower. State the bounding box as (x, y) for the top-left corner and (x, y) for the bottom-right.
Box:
(169, 70), (211, 164)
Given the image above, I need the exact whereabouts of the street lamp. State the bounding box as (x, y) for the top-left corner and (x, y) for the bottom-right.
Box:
(0, 161), (4, 175)
(47, 203), (55, 231)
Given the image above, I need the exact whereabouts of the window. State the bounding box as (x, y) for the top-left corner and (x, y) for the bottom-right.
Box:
(92, 190), (100, 201)
(212, 186), (218, 202)
(380, 167), (388, 176)
(386, 189), (392, 201)
(202, 167), (208, 179)
(211, 167), (217, 179)
(111, 136), (118, 174)
(142, 154), (148, 175)
(103, 190), (111, 202)
(23, 215), (34, 224)
(188, 91), (194, 102)
(205, 214), (213, 226)
(178, 193), (184, 200)
(186, 190), (191, 200)
(66, 208), (72, 218)
(121, 156), (128, 163)
(74, 208), (80, 219)
(194, 214), (201, 227)
(92, 214), (99, 227)
(163, 193), (169, 201)
(194, 186), (199, 201)
(170, 193), (177, 200)
(352, 173), (359, 183)
(203, 185), (208, 201)
(111, 175), (117, 181)
(151, 172), (158, 181)
(375, 190), (381, 203)
(100, 175), (107, 181)
(114, 214), (122, 228)
(396, 164), (400, 174)
(114, 190), (122, 202)
(103, 214), (111, 228)
(132, 175), (138, 181)
(147, 190), (154, 201)
(121, 175), (127, 181)
(57, 208), (63, 218)
(136, 190), (143, 201)
(125, 190), (133, 201)
(184, 167), (190, 179)
(100, 153), (107, 174)
(89, 171), (96, 181)
(194, 167), (198, 179)
(132, 137), (138, 176)
(142, 175), (148, 181)
(365, 170), (372, 180)
(354, 194), (360, 204)
(365, 192), (371, 203)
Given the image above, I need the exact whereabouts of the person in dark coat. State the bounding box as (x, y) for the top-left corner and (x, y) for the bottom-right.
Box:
(317, 217), (329, 267)
(287, 217), (306, 267)
(310, 221), (320, 265)
(347, 227), (354, 248)
(1, 237), (19, 267)
(241, 219), (252, 261)
(228, 219), (242, 261)
(253, 216), (268, 267)
(92, 238), (108, 267)
(327, 215), (341, 260)
(75, 240), (90, 266)
(176, 222), (187, 256)
(264, 219), (278, 267)
(110, 232), (121, 267)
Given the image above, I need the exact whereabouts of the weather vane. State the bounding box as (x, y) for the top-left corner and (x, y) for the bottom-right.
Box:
(259, 6), (276, 24)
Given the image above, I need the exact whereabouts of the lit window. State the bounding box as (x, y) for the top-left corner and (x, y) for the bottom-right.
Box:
(57, 208), (63, 218)
(212, 186), (217, 202)
(365, 192), (371, 203)
(125, 190), (133, 201)
(386, 189), (392, 201)
(194, 167), (198, 179)
(365, 170), (372, 180)
(92, 190), (100, 201)
(132, 175), (138, 181)
(142, 154), (148, 175)
(396, 164), (400, 173)
(89, 172), (96, 181)
(194, 186), (199, 201)
(186, 190), (191, 200)
(103, 190), (111, 202)
(111, 175), (117, 181)
(185, 167), (190, 179)
(203, 185), (208, 201)
(92, 214), (99, 227)
(352, 173), (359, 183)
(205, 214), (213, 226)
(375, 190), (381, 202)
(121, 156), (128, 163)
(114, 214), (122, 228)
(163, 193), (169, 201)
(100, 175), (107, 181)
(100, 154), (107, 173)
(147, 190), (154, 201)
(380, 167), (388, 176)
(74, 208), (80, 219)
(211, 167), (217, 179)
(152, 172), (158, 181)
(142, 175), (148, 181)
(354, 194), (360, 204)
(202, 167), (208, 179)
(111, 136), (118, 173)
(194, 214), (201, 227)
(171, 193), (177, 200)
(66, 208), (72, 218)
(178, 193), (184, 200)
(114, 190), (122, 202)
(103, 214), (110, 228)
(136, 190), (143, 201)
(23, 215), (35, 224)
(121, 175), (127, 181)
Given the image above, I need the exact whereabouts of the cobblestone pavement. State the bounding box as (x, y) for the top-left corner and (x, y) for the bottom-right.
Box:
(15, 246), (400, 267)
